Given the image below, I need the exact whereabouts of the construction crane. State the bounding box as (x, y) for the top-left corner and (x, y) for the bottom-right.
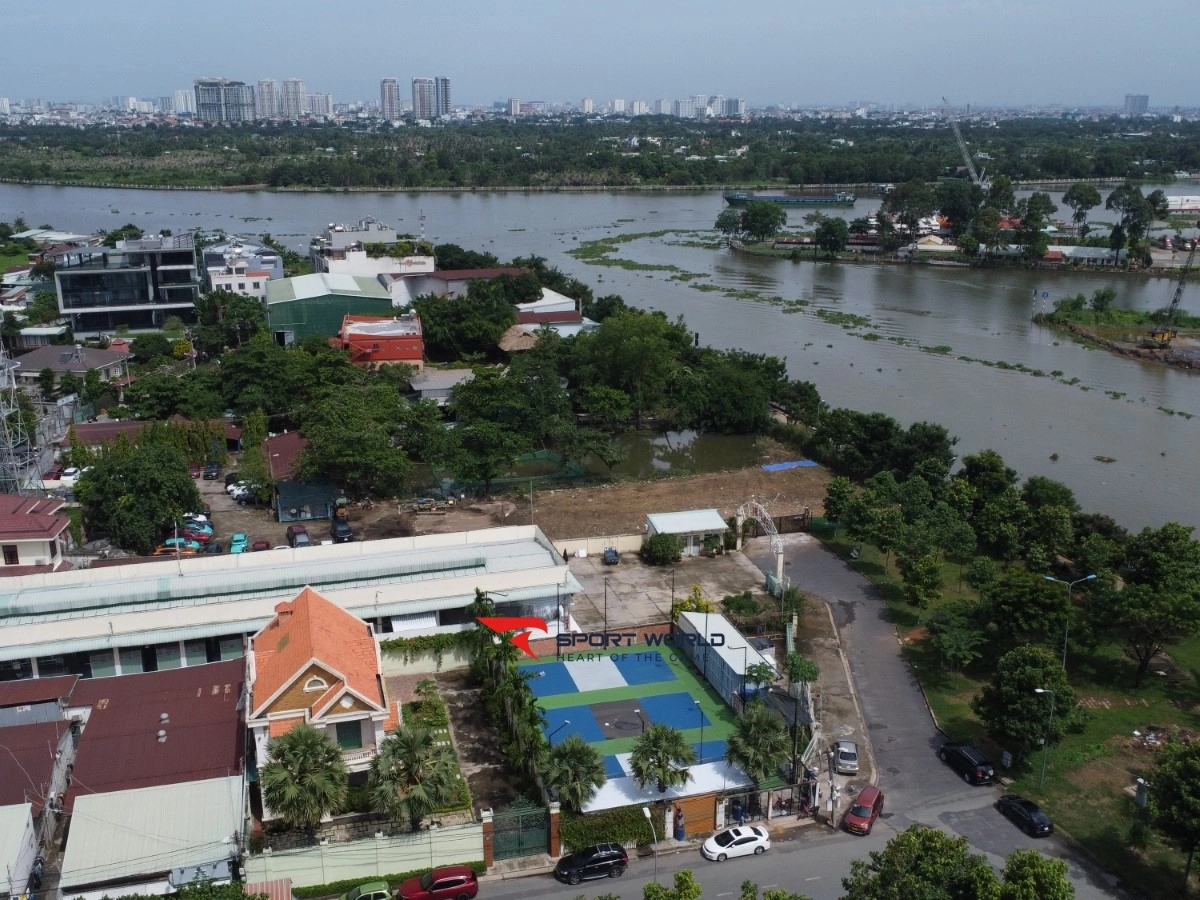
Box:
(1147, 224), (1200, 347)
(942, 97), (990, 191)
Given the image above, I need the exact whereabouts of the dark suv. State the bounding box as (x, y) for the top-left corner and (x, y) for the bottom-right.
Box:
(553, 843), (628, 885)
(330, 519), (354, 543)
(938, 742), (995, 784)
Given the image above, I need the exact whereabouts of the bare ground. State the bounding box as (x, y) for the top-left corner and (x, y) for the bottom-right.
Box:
(436, 669), (523, 813)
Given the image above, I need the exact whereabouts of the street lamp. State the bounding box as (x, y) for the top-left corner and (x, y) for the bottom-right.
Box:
(547, 720), (571, 744)
(604, 577), (608, 632)
(634, 708), (646, 734)
(695, 700), (705, 762)
(1044, 574), (1097, 669)
(642, 806), (658, 882)
(1034, 688), (1056, 790)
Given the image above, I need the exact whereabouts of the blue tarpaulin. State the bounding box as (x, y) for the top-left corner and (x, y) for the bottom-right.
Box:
(761, 460), (818, 471)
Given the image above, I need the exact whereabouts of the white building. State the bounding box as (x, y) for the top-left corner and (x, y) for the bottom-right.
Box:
(256, 79), (280, 119)
(309, 219), (435, 277)
(171, 89), (195, 115)
(207, 249), (273, 300)
(654, 99), (669, 115)
(412, 78), (435, 119)
(508, 97), (520, 117)
(282, 78), (306, 118)
(581, 98), (594, 114)
(307, 92), (333, 118)
(0, 804), (37, 900)
(434, 76), (451, 117)
(381, 78), (400, 121)
(612, 98), (625, 114)
(630, 100), (649, 116)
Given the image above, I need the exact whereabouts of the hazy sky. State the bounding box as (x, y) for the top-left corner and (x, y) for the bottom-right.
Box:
(7, 0), (1193, 108)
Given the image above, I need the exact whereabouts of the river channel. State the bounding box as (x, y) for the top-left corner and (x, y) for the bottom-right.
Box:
(3, 183), (1198, 531)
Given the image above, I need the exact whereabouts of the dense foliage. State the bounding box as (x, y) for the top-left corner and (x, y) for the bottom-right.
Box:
(2, 117), (1199, 188)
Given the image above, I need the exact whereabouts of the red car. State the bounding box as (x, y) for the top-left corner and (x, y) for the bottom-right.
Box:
(182, 528), (212, 544)
(395, 866), (478, 900)
(43, 466), (64, 481)
(188, 462), (202, 478)
(843, 784), (884, 835)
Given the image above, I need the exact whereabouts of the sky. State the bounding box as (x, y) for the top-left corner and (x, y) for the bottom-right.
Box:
(6, 0), (1196, 109)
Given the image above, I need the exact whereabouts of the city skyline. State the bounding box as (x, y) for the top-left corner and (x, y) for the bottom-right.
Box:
(3, 0), (1191, 109)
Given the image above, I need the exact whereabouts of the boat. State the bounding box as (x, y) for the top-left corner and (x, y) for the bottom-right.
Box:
(723, 191), (856, 207)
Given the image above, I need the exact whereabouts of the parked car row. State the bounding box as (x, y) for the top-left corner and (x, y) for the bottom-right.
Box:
(337, 868), (479, 900)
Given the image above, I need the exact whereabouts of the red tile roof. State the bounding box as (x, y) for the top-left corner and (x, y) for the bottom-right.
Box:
(518, 310), (583, 326)
(251, 587), (384, 718)
(0, 494), (69, 542)
(67, 420), (148, 446)
(0, 720), (72, 810)
(264, 431), (309, 481)
(64, 659), (245, 812)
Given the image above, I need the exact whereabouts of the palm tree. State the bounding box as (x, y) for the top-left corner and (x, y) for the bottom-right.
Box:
(630, 723), (696, 793)
(545, 735), (606, 812)
(370, 725), (460, 832)
(259, 724), (349, 838)
(724, 701), (791, 783)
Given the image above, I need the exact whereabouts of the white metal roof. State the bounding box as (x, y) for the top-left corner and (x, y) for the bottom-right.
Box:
(60, 776), (243, 891)
(0, 803), (33, 880)
(647, 509), (729, 535)
(678, 611), (776, 677)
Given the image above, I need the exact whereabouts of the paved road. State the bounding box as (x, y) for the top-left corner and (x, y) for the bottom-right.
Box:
(739, 534), (1123, 899)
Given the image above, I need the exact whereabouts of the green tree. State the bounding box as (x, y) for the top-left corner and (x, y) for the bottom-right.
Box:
(986, 175), (1017, 214)
(544, 734), (606, 812)
(997, 849), (1074, 900)
(868, 505), (905, 571)
(935, 180), (984, 235)
(898, 551), (943, 608)
(724, 700), (791, 782)
(740, 201), (787, 242)
(1099, 582), (1200, 688)
(980, 570), (1070, 650)
(57, 370), (81, 399)
(579, 385), (634, 430)
(298, 386), (413, 496)
(884, 179), (936, 244)
(1149, 740), (1200, 889)
(971, 645), (1082, 762)
(822, 476), (855, 530)
(840, 824), (996, 899)
(259, 723), (349, 837)
(369, 724), (461, 832)
(814, 217), (850, 255)
(1061, 183), (1101, 236)
(1013, 191), (1057, 263)
(37, 367), (57, 401)
(715, 208), (743, 242)
(446, 421), (528, 494)
(0, 312), (20, 350)
(238, 408), (272, 502)
(82, 368), (104, 404)
(26, 291), (61, 325)
(784, 652), (819, 685)
(630, 723), (696, 793)
(642, 532), (683, 566)
(644, 870), (704, 900)
(130, 332), (174, 364)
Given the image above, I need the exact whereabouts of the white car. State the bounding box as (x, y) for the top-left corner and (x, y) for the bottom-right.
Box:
(701, 825), (770, 862)
(225, 481), (248, 495)
(834, 740), (860, 775)
(60, 466), (92, 488)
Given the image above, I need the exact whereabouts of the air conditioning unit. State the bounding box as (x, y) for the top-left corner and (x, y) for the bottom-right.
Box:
(34, 558), (48, 566)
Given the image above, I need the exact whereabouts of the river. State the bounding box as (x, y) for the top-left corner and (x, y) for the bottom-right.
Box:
(3, 183), (1198, 531)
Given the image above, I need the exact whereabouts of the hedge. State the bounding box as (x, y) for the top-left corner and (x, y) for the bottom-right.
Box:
(560, 805), (653, 852)
(291, 862), (487, 899)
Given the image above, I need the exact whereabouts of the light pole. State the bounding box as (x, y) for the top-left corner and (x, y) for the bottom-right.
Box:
(695, 700), (705, 762)
(603, 577), (608, 631)
(1044, 573), (1096, 669)
(642, 806), (658, 882)
(1034, 688), (1056, 790)
(547, 720), (571, 745)
(634, 708), (646, 734)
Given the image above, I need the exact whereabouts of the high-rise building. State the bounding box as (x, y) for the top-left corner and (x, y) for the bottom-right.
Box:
(193, 78), (254, 122)
(723, 98), (746, 117)
(630, 100), (648, 116)
(0, 98), (9, 116)
(172, 90), (196, 115)
(307, 92), (333, 118)
(507, 97), (520, 117)
(434, 76), (451, 117)
(1124, 94), (1149, 116)
(612, 98), (625, 114)
(380, 78), (401, 121)
(581, 98), (594, 114)
(691, 94), (710, 118)
(672, 98), (695, 118)
(654, 99), (669, 115)
(256, 79), (280, 119)
(281, 79), (306, 118)
(411, 78), (435, 119)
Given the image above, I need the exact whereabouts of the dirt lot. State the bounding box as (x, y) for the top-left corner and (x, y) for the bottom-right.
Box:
(197, 455), (831, 548)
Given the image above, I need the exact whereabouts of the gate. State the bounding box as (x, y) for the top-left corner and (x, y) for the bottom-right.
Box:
(492, 799), (549, 860)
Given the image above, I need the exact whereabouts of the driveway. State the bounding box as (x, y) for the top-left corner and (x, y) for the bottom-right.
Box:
(743, 534), (1124, 899)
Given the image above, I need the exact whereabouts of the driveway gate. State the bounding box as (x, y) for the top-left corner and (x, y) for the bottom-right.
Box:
(492, 799), (549, 860)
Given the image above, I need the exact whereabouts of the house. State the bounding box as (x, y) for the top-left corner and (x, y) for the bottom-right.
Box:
(308, 219), (435, 278)
(203, 239), (283, 294)
(0, 494), (70, 574)
(13, 344), (132, 390)
(265, 273), (395, 345)
(264, 431), (338, 523)
(381, 267), (524, 306)
(248, 587), (401, 797)
(58, 776), (244, 900)
(409, 368), (474, 406)
(13, 325), (69, 350)
(335, 314), (424, 370)
(646, 509), (729, 557)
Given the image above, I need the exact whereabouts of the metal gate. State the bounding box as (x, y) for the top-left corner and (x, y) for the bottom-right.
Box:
(492, 799), (549, 860)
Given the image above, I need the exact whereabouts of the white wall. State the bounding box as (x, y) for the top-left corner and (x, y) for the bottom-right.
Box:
(2, 805), (38, 898)
(554, 534), (643, 558)
(244, 823), (484, 888)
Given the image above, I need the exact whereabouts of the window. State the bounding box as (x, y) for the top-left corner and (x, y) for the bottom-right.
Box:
(253, 282), (261, 289)
(335, 720), (362, 750)
(2, 545), (17, 565)
(304, 675), (329, 692)
(238, 283), (246, 290)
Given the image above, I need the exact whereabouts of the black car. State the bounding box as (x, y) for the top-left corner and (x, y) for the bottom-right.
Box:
(938, 742), (995, 785)
(330, 519), (354, 543)
(553, 843), (628, 885)
(224, 471), (241, 487)
(204, 541), (225, 554)
(202, 463), (221, 480)
(996, 794), (1053, 837)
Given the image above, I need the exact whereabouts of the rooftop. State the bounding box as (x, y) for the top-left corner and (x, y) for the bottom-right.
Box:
(427, 267), (524, 282)
(0, 494), (69, 543)
(264, 431), (308, 481)
(265, 273), (391, 304)
(341, 314), (422, 338)
(409, 368), (474, 392)
(647, 509), (729, 534)
(0, 720), (70, 808)
(13, 344), (131, 376)
(0, 804), (33, 877)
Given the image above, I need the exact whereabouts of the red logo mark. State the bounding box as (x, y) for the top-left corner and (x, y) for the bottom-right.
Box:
(476, 616), (550, 660)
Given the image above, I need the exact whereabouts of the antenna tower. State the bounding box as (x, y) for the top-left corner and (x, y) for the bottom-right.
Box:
(0, 346), (33, 495)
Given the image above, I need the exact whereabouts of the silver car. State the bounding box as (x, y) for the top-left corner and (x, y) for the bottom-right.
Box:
(834, 740), (860, 775)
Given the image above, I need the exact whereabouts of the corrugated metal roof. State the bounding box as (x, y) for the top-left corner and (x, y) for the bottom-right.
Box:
(60, 776), (243, 891)
(0, 803), (33, 865)
(677, 612), (775, 677)
(647, 509), (729, 535)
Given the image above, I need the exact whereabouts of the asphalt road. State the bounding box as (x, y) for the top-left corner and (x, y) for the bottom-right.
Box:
(741, 534), (1124, 899)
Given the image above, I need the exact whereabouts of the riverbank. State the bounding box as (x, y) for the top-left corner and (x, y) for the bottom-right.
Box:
(1048, 321), (1200, 372)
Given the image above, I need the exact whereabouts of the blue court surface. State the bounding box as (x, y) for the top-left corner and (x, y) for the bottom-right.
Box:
(639, 692), (711, 730)
(544, 705), (606, 743)
(603, 755), (625, 778)
(526, 662), (577, 698)
(612, 652), (677, 686)
(694, 739), (727, 764)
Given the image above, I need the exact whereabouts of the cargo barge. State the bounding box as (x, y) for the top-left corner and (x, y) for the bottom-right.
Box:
(723, 191), (856, 207)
